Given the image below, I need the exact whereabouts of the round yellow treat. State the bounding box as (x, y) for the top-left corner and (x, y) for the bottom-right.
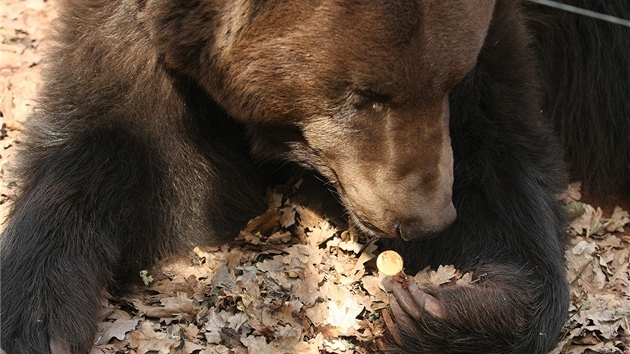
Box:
(377, 250), (404, 276)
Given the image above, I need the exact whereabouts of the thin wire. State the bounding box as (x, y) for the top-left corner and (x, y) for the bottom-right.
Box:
(527, 0), (630, 28)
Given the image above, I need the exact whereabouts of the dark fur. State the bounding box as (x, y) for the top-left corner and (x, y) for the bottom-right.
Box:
(0, 0), (624, 353)
(385, 1), (569, 352)
(525, 0), (630, 195)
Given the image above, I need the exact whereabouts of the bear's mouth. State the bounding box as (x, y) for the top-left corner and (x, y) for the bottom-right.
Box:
(328, 175), (397, 239)
(349, 212), (396, 239)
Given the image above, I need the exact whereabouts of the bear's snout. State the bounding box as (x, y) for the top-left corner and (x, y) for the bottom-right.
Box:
(394, 204), (457, 241)
(343, 185), (457, 241)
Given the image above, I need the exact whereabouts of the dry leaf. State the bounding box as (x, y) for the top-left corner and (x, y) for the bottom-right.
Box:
(95, 318), (139, 345)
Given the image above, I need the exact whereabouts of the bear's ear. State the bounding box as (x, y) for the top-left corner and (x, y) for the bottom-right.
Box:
(139, 0), (220, 73)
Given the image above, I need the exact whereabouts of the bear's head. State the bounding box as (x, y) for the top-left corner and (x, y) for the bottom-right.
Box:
(144, 0), (496, 240)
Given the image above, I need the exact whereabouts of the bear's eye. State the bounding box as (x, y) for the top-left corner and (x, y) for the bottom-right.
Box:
(349, 88), (390, 111)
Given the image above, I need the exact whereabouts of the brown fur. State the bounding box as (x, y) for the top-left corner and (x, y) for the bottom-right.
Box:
(173, 0), (497, 239)
(0, 0), (581, 353)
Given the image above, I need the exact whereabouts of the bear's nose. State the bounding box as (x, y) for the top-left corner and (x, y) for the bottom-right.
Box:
(395, 205), (457, 241)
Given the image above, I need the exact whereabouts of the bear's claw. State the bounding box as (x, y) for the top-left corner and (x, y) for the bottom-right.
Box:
(392, 277), (445, 321)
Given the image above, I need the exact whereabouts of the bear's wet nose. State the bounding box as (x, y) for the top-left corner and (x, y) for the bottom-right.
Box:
(395, 205), (457, 241)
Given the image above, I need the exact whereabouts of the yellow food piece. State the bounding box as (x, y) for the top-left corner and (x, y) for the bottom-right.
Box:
(377, 250), (404, 276)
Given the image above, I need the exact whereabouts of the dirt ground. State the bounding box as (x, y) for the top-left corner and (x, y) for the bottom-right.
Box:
(1, 1), (629, 353)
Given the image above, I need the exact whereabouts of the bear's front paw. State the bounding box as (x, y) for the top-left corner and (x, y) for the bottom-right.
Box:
(391, 277), (445, 321)
(382, 276), (447, 348)
(381, 275), (529, 354)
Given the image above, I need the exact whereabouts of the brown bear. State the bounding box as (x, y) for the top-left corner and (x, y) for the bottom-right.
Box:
(7, 0), (624, 352)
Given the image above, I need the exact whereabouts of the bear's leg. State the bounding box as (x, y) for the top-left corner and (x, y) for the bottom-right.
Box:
(385, 187), (568, 354)
(0, 128), (169, 353)
(0, 117), (268, 353)
(382, 90), (569, 353)
(381, 6), (570, 347)
(386, 261), (567, 353)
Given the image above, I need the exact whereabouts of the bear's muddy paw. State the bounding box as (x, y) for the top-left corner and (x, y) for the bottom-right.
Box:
(1, 320), (93, 354)
(1, 293), (98, 354)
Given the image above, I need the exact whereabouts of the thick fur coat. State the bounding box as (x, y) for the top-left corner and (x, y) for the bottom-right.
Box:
(1, 0), (627, 353)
